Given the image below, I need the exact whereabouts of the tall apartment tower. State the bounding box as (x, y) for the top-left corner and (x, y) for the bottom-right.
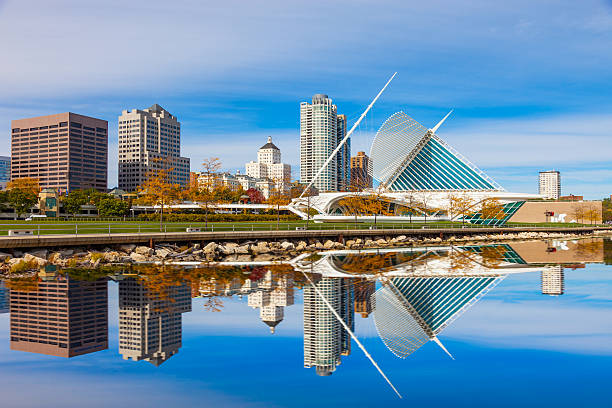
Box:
(247, 271), (295, 334)
(303, 277), (354, 376)
(118, 278), (192, 366)
(118, 104), (190, 192)
(0, 155), (10, 189)
(11, 113), (108, 193)
(300, 94), (350, 192)
(539, 170), (561, 199)
(245, 136), (292, 192)
(9, 276), (108, 357)
(350, 151), (373, 189)
(541, 266), (564, 296)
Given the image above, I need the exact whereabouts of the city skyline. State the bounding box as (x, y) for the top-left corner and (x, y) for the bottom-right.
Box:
(1, 1), (611, 198)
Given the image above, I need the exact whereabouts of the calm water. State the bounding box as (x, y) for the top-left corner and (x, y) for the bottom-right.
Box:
(1, 238), (612, 407)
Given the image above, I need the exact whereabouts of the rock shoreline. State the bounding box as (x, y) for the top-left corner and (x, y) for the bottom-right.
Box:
(1, 229), (610, 278)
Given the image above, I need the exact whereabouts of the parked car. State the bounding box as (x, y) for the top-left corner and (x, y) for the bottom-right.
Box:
(25, 214), (47, 221)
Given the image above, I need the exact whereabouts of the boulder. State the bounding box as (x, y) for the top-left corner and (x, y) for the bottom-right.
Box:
(203, 242), (218, 254)
(396, 235), (407, 241)
(280, 241), (295, 250)
(323, 240), (335, 249)
(0, 252), (11, 262)
(364, 239), (375, 246)
(376, 238), (387, 246)
(103, 251), (122, 262)
(235, 254), (252, 262)
(59, 249), (74, 257)
(251, 242), (270, 254)
(295, 241), (308, 251)
(28, 249), (48, 259)
(24, 253), (47, 267)
(135, 246), (154, 256)
(8, 257), (24, 266)
(119, 244), (136, 253)
(130, 252), (148, 262)
(235, 245), (249, 254)
(155, 248), (172, 258)
(253, 254), (275, 262)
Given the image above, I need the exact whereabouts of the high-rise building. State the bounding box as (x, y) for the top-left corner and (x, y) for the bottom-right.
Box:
(539, 170), (561, 199)
(300, 94), (350, 192)
(354, 280), (375, 318)
(0, 155), (10, 189)
(9, 276), (108, 357)
(11, 113), (108, 193)
(245, 136), (292, 192)
(541, 266), (564, 295)
(303, 277), (354, 376)
(350, 151), (373, 189)
(0, 281), (9, 314)
(118, 278), (192, 366)
(118, 104), (190, 192)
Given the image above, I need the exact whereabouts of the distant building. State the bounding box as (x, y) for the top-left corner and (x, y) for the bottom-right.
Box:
(247, 271), (295, 334)
(354, 280), (375, 318)
(9, 276), (108, 357)
(245, 136), (292, 192)
(350, 151), (373, 189)
(0, 281), (8, 314)
(11, 112), (108, 193)
(539, 170), (561, 199)
(0, 155), (10, 189)
(300, 94), (350, 192)
(199, 171), (275, 199)
(118, 278), (192, 366)
(118, 104), (190, 192)
(559, 194), (583, 201)
(303, 277), (354, 376)
(541, 265), (564, 295)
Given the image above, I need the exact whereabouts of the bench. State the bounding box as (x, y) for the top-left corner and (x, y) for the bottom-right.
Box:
(186, 227), (201, 233)
(8, 230), (34, 236)
(295, 226), (306, 231)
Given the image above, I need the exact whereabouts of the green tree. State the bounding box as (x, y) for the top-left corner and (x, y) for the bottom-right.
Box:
(98, 198), (130, 217)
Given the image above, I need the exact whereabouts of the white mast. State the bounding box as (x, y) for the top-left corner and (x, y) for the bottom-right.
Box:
(299, 72), (397, 199)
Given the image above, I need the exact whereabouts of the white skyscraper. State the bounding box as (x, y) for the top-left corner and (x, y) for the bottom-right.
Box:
(303, 277), (353, 376)
(245, 136), (292, 192)
(118, 278), (192, 366)
(300, 94), (350, 192)
(539, 170), (561, 199)
(118, 104), (190, 192)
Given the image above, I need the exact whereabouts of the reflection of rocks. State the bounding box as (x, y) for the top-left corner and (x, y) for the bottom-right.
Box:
(0, 230), (608, 276)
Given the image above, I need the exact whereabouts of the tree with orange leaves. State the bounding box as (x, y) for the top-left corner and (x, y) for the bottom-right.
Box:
(7, 177), (40, 218)
(137, 158), (180, 231)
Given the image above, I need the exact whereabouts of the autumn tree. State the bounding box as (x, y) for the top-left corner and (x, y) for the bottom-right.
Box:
(266, 177), (291, 230)
(447, 193), (476, 226)
(585, 203), (602, 225)
(415, 192), (434, 224)
(364, 189), (392, 225)
(7, 177), (40, 218)
(246, 188), (265, 204)
(337, 194), (366, 227)
(197, 157), (222, 228)
(571, 205), (585, 224)
(137, 158), (180, 231)
(480, 198), (504, 225)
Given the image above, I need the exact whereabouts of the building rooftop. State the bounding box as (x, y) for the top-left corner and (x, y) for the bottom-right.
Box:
(260, 136), (279, 150)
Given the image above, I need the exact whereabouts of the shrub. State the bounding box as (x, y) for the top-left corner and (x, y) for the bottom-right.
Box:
(137, 213), (301, 222)
(9, 259), (38, 274)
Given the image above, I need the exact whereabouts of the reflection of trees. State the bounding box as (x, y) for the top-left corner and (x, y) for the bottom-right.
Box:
(3, 276), (38, 292)
(573, 238), (603, 258)
(331, 251), (441, 275)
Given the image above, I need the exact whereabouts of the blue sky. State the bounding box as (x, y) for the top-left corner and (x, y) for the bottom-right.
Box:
(1, 0), (611, 198)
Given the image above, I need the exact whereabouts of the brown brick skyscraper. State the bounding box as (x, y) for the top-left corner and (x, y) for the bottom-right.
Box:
(11, 112), (108, 193)
(9, 276), (108, 358)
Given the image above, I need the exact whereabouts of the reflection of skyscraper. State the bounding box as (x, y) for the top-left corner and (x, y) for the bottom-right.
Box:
(9, 276), (108, 357)
(118, 278), (191, 366)
(248, 271), (295, 333)
(303, 277), (354, 376)
(0, 281), (8, 314)
(541, 266), (564, 296)
(354, 280), (375, 318)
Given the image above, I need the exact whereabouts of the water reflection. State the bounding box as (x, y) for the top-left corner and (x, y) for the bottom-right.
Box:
(0, 238), (608, 377)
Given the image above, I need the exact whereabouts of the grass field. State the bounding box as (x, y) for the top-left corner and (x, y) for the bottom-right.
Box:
(0, 219), (604, 236)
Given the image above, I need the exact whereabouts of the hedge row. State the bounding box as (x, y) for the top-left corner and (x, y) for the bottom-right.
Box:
(137, 213), (301, 222)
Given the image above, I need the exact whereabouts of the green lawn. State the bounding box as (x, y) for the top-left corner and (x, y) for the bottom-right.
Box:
(0, 218), (604, 236)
